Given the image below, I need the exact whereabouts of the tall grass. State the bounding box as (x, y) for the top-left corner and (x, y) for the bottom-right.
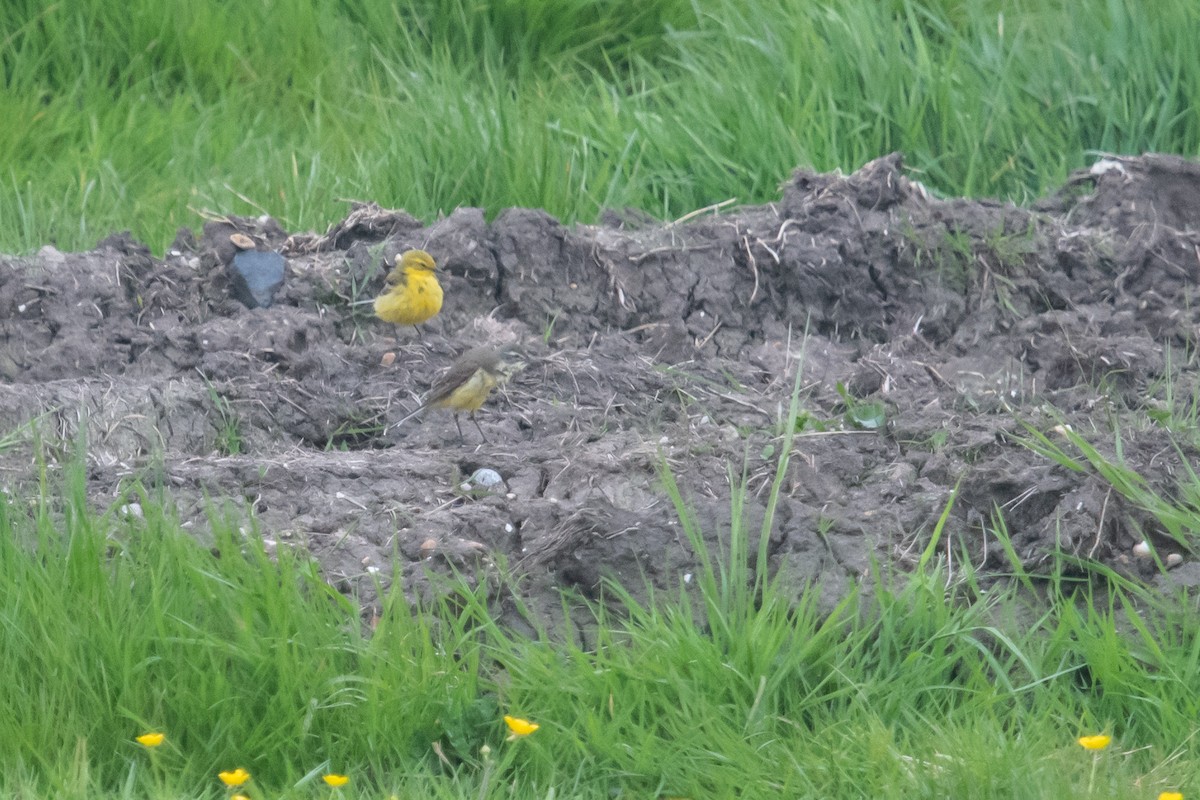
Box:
(3, 401), (1200, 796)
(0, 456), (495, 796)
(1, 0), (1198, 254)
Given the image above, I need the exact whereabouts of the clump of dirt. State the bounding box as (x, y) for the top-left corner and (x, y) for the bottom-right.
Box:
(4, 153), (1200, 626)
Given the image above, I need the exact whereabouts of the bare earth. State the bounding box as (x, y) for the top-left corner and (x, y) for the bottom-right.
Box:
(4, 153), (1200, 627)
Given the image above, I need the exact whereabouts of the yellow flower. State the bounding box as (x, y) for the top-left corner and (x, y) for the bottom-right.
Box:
(1077, 734), (1112, 751)
(135, 732), (165, 748)
(218, 767), (251, 787)
(504, 715), (539, 737)
(1158, 793), (1183, 800)
(232, 795), (250, 800)
(323, 773), (350, 787)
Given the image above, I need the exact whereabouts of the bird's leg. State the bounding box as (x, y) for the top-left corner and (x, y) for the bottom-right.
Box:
(470, 411), (489, 444)
(453, 413), (466, 444)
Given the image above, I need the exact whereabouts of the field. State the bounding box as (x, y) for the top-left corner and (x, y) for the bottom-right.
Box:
(3, 2), (1200, 798)
(3, 0), (1199, 254)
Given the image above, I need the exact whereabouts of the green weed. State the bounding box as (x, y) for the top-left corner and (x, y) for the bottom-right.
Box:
(204, 384), (243, 456)
(1021, 420), (1200, 554)
(3, 1), (1199, 253)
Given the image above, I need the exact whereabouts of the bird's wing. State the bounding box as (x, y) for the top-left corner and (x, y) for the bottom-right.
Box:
(382, 266), (408, 287)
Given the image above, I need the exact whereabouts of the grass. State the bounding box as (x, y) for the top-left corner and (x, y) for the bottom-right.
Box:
(2, 384), (1200, 798)
(203, 384), (243, 457)
(1022, 420), (1200, 556)
(2, 0), (1199, 254)
(1, 459), (1197, 798)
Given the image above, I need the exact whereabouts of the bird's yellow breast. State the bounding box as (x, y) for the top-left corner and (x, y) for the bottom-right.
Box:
(434, 369), (499, 413)
(374, 264), (444, 326)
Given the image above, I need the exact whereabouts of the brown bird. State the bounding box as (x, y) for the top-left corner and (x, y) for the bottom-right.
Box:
(395, 345), (524, 442)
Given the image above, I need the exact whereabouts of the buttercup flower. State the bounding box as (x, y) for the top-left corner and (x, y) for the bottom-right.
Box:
(232, 795), (250, 800)
(1158, 793), (1183, 800)
(504, 715), (539, 738)
(135, 732), (165, 748)
(218, 767), (251, 787)
(1077, 734), (1112, 751)
(323, 773), (350, 787)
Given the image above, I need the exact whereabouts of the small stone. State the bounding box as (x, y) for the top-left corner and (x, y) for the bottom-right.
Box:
(380, 351), (396, 367)
(470, 468), (503, 488)
(230, 233), (255, 250)
(419, 538), (438, 559)
(1132, 541), (1152, 558)
(1166, 553), (1183, 568)
(228, 250), (286, 308)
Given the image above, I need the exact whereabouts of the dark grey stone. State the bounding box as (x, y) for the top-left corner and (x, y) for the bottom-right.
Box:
(229, 250), (286, 308)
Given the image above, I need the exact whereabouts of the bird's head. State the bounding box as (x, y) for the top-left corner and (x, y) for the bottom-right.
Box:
(495, 345), (527, 379)
(396, 249), (438, 273)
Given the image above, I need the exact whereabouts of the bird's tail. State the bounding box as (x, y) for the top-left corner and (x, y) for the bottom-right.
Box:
(386, 401), (430, 434)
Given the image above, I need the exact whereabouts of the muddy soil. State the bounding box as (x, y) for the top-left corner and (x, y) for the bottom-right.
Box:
(4, 153), (1200, 627)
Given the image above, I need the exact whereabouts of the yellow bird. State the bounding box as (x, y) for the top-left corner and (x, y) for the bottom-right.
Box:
(396, 345), (524, 442)
(373, 249), (443, 333)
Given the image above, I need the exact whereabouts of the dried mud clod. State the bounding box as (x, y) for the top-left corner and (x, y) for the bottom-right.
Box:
(3, 152), (1200, 623)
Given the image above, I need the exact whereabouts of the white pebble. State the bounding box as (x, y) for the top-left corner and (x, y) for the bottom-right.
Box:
(471, 468), (503, 488)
